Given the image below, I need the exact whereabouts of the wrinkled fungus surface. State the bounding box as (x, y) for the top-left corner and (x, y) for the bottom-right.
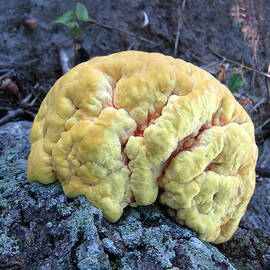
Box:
(28, 51), (258, 243)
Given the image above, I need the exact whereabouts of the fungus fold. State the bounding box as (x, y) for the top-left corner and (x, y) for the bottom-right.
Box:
(28, 51), (258, 243)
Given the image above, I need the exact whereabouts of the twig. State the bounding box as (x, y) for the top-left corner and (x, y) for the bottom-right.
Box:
(266, 64), (270, 101)
(21, 93), (40, 107)
(85, 21), (156, 45)
(0, 91), (40, 126)
(0, 69), (14, 81)
(182, 0), (186, 10)
(174, 5), (184, 56)
(255, 118), (270, 132)
(0, 108), (24, 126)
(267, 77), (270, 102)
(0, 106), (12, 111)
(251, 97), (267, 112)
(127, 41), (136, 51)
(1, 58), (44, 68)
(20, 94), (32, 105)
(23, 109), (36, 118)
(2, 19), (155, 69)
(176, 39), (208, 64)
(252, 70), (256, 90)
(209, 46), (270, 78)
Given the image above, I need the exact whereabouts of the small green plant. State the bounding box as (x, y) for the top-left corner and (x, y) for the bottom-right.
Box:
(232, 20), (238, 28)
(53, 2), (94, 42)
(228, 71), (243, 92)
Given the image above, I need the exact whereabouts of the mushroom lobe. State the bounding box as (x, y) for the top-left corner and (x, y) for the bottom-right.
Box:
(28, 51), (258, 243)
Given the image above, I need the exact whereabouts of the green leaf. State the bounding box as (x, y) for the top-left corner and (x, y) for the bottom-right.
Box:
(232, 20), (238, 28)
(228, 72), (243, 92)
(75, 3), (90, 21)
(64, 21), (77, 29)
(52, 10), (76, 24)
(71, 22), (83, 37)
(60, 21), (82, 37)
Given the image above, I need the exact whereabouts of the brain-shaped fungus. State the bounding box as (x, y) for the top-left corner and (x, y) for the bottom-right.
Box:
(28, 51), (258, 243)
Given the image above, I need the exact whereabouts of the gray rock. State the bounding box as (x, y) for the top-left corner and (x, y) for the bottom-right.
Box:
(258, 138), (270, 169)
(217, 175), (270, 270)
(0, 121), (236, 269)
(217, 138), (270, 269)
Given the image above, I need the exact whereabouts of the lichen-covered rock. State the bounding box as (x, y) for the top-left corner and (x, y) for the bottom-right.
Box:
(0, 121), (238, 269)
(28, 51), (258, 243)
(217, 139), (270, 269)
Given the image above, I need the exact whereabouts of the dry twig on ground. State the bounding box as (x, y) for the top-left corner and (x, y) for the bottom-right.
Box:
(174, 2), (184, 56)
(85, 21), (156, 45)
(209, 47), (270, 79)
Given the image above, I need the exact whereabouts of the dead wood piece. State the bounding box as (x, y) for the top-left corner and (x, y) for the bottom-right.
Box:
(251, 97), (267, 112)
(0, 108), (24, 126)
(174, 4), (184, 56)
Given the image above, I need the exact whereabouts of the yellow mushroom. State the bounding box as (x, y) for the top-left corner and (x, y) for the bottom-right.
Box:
(28, 51), (258, 243)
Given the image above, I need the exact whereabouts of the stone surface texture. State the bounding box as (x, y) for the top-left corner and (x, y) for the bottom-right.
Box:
(0, 121), (239, 269)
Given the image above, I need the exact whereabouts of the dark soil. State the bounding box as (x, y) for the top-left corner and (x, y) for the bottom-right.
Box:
(1, 0), (270, 269)
(1, 1), (270, 124)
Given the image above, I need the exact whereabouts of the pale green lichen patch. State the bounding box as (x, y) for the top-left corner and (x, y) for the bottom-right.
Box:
(0, 231), (20, 259)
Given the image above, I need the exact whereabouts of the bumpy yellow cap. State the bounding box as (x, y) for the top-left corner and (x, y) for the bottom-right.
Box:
(28, 51), (258, 243)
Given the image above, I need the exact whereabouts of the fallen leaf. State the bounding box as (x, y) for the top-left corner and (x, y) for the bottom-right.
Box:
(119, 31), (125, 39)
(218, 65), (226, 81)
(228, 72), (243, 92)
(240, 97), (253, 105)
